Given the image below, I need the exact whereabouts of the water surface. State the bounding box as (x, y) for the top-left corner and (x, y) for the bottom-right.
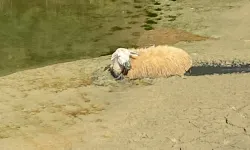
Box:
(0, 0), (154, 76)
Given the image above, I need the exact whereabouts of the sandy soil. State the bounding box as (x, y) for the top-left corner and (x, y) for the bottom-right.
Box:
(1, 0), (250, 150)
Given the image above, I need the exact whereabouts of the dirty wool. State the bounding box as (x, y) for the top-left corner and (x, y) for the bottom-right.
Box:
(127, 45), (192, 79)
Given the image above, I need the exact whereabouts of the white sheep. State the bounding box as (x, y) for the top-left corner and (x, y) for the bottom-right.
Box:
(109, 45), (192, 80)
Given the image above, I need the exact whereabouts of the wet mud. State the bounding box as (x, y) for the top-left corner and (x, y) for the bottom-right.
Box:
(186, 64), (250, 76)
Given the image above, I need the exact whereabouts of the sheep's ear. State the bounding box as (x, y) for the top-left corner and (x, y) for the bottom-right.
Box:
(129, 50), (138, 54)
(130, 55), (138, 59)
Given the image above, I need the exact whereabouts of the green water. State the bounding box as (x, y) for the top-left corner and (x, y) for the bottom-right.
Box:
(0, 0), (156, 76)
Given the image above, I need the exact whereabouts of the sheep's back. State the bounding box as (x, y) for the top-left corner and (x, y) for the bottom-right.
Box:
(127, 45), (192, 79)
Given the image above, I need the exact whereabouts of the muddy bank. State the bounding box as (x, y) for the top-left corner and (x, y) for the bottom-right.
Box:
(0, 57), (250, 149)
(142, 0), (250, 61)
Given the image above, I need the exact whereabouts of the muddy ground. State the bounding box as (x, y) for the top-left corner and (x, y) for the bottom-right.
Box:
(0, 0), (250, 149)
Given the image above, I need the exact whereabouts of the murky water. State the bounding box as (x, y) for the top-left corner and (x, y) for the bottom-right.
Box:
(186, 64), (250, 76)
(0, 0), (156, 76)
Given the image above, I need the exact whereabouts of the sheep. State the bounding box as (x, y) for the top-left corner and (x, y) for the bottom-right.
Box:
(109, 45), (192, 80)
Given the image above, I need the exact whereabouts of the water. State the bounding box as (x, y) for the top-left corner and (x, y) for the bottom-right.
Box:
(0, 0), (156, 76)
(185, 64), (250, 76)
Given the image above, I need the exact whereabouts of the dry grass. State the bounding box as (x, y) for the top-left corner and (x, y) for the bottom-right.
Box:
(127, 45), (192, 79)
(63, 104), (105, 117)
(16, 73), (93, 92)
(38, 76), (93, 91)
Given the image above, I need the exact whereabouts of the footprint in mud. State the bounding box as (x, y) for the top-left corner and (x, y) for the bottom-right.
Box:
(128, 21), (139, 24)
(124, 26), (132, 29)
(134, 5), (142, 9)
(141, 18), (158, 31)
(110, 26), (124, 32)
(145, 10), (158, 17)
(140, 1), (166, 31)
(167, 15), (177, 21)
(141, 11), (159, 30)
(154, 2), (161, 5)
(155, 8), (162, 11)
(134, 0), (144, 3)
(131, 32), (140, 37)
(145, 19), (157, 24)
(108, 25), (133, 34)
(156, 17), (162, 20)
(141, 24), (154, 30)
(122, 1), (130, 5)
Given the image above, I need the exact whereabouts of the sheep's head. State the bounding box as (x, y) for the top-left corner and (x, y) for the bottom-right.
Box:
(109, 48), (139, 79)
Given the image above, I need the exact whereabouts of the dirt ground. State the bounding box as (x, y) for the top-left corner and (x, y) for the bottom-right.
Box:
(0, 0), (250, 150)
